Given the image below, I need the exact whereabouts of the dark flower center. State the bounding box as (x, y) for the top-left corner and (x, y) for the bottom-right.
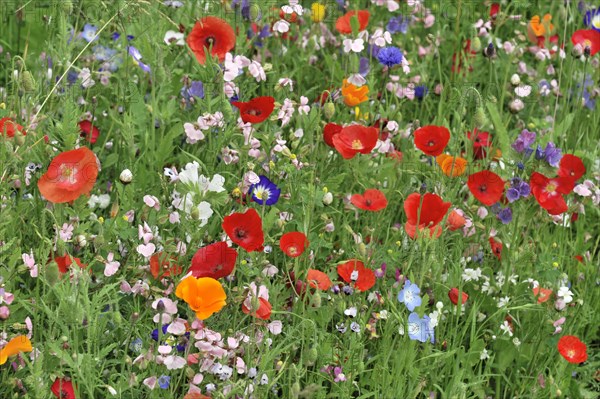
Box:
(365, 199), (372, 206)
(205, 36), (216, 47)
(235, 228), (247, 239)
(247, 109), (262, 116)
(427, 140), (435, 147)
(479, 184), (487, 192)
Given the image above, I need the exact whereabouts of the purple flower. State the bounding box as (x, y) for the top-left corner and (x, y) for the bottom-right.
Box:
(415, 85), (428, 100)
(80, 24), (98, 43)
(188, 81), (204, 98)
(512, 129), (536, 153)
(506, 178), (530, 202)
(543, 142), (562, 167)
(128, 46), (151, 73)
(359, 57), (370, 76)
(158, 375), (170, 389)
(377, 46), (404, 67)
(397, 279), (422, 312)
(387, 15), (410, 34)
(249, 175), (281, 205)
(497, 208), (512, 224)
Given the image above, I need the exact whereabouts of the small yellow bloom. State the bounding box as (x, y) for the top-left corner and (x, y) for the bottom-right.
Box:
(0, 103), (5, 109)
(311, 3), (326, 23)
(98, 216), (104, 224)
(232, 187), (242, 197)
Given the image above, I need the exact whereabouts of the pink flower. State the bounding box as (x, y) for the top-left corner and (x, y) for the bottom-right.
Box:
(143, 195), (160, 210)
(22, 252), (38, 278)
(298, 96), (310, 115)
(104, 252), (120, 277)
(143, 376), (157, 390)
(152, 298), (178, 323)
(59, 223), (74, 241)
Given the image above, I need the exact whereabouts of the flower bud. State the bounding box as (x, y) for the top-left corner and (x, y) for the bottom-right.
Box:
(470, 36), (482, 53)
(323, 102), (335, 119)
(0, 306), (10, 320)
(119, 169), (133, 184)
(75, 234), (87, 247)
(20, 71), (37, 92)
(322, 192), (333, 205)
(510, 74), (521, 86)
(304, 347), (318, 366)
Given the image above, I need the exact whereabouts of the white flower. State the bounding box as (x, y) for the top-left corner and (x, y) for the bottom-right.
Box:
(512, 337), (521, 347)
(273, 20), (290, 33)
(557, 286), (573, 303)
(297, 96), (310, 115)
(248, 61), (266, 82)
(164, 30), (184, 46)
(462, 268), (482, 282)
(500, 321), (513, 337)
(343, 38), (364, 53)
(480, 348), (490, 360)
(497, 296), (510, 308)
(347, 73), (366, 87)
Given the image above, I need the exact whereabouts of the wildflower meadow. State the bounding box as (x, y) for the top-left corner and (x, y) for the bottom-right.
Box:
(1, 0), (600, 398)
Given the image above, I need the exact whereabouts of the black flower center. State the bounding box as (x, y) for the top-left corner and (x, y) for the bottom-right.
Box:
(479, 184), (487, 192)
(247, 109), (262, 116)
(205, 36), (216, 47)
(235, 229), (247, 239)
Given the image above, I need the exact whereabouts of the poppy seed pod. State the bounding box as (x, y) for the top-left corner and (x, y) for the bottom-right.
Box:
(323, 102), (335, 119)
(119, 169), (133, 184)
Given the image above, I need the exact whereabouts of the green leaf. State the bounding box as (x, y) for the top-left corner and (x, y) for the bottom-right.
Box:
(486, 102), (510, 156)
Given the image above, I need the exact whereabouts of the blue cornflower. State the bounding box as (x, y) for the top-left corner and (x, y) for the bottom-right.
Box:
(158, 375), (170, 389)
(497, 207), (512, 224)
(377, 46), (404, 67)
(66, 69), (79, 85)
(407, 312), (434, 343)
(80, 24), (98, 43)
(397, 279), (422, 312)
(151, 324), (169, 342)
(128, 46), (151, 73)
(250, 175), (281, 205)
(414, 85), (428, 100)
(387, 15), (410, 34)
(129, 337), (143, 353)
(511, 129), (536, 153)
(584, 8), (600, 31)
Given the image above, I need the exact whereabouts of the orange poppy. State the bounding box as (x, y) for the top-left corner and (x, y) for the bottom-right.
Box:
(0, 335), (32, 365)
(306, 269), (332, 291)
(341, 79), (369, 107)
(184, 393), (211, 399)
(187, 17), (236, 65)
(37, 147), (99, 203)
(175, 276), (227, 320)
(436, 154), (467, 177)
(0, 117), (26, 138)
(446, 210), (466, 231)
(532, 286), (553, 303)
(335, 10), (370, 34)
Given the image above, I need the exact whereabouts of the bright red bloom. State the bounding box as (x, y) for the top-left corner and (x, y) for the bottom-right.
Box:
(403, 192), (451, 239)
(558, 154), (585, 181)
(489, 237), (502, 260)
(467, 128), (491, 159)
(232, 96), (275, 124)
(335, 10), (370, 34)
(190, 242), (237, 279)
(532, 286), (553, 304)
(150, 252), (182, 279)
(350, 189), (388, 211)
(448, 288), (468, 305)
(557, 335), (588, 364)
(54, 254), (86, 275)
(279, 232), (309, 258)
(332, 125), (378, 159)
(242, 297), (272, 320)
(222, 208), (264, 252)
(574, 255), (584, 263)
(323, 122), (343, 148)
(78, 120), (100, 144)
(0, 117), (26, 138)
(446, 210), (466, 231)
(414, 125), (450, 156)
(306, 269), (332, 291)
(490, 3), (500, 19)
(51, 378), (76, 399)
(187, 17), (236, 65)
(530, 172), (574, 215)
(467, 170), (504, 206)
(571, 29), (600, 56)
(337, 260), (376, 292)
(37, 147), (99, 203)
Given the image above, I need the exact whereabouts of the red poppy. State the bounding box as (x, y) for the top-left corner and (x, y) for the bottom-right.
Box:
(189, 242), (237, 279)
(51, 378), (76, 399)
(448, 288), (468, 305)
(306, 269), (332, 291)
(467, 128), (491, 160)
(78, 120), (100, 144)
(335, 10), (370, 34)
(150, 252), (182, 279)
(0, 117), (26, 138)
(490, 3), (500, 19)
(446, 210), (466, 231)
(574, 255), (584, 263)
(242, 297), (272, 320)
(451, 39), (477, 74)
(279, 232), (309, 258)
(350, 189), (388, 211)
(187, 17), (236, 65)
(54, 254), (86, 275)
(532, 286), (553, 303)
(337, 259), (376, 292)
(414, 125), (451, 156)
(332, 125), (379, 159)
(222, 208), (264, 252)
(530, 172), (574, 215)
(323, 122), (343, 148)
(489, 237), (502, 260)
(387, 150), (403, 161)
(557, 335), (588, 364)
(467, 170), (505, 206)
(37, 147), (99, 204)
(558, 154), (585, 181)
(232, 96), (275, 124)
(571, 29), (600, 56)
(403, 192), (451, 239)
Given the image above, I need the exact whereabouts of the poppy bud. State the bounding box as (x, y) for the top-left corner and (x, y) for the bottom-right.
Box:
(119, 169), (133, 184)
(358, 242), (367, 257)
(322, 191), (333, 205)
(75, 234), (87, 248)
(304, 347), (318, 366)
(61, 0), (73, 13)
(510, 74), (521, 86)
(190, 207), (200, 220)
(323, 102), (335, 119)
(310, 292), (322, 308)
(448, 288), (468, 305)
(473, 107), (488, 128)
(45, 261), (60, 286)
(20, 71), (37, 92)
(470, 37), (482, 53)
(110, 201), (120, 218)
(14, 130), (25, 146)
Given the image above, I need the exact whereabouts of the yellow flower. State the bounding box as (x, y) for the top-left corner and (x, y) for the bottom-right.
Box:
(175, 276), (227, 320)
(311, 3), (326, 23)
(0, 335), (32, 365)
(342, 79), (369, 107)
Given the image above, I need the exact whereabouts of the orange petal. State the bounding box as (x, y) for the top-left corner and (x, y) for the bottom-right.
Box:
(0, 335), (32, 365)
